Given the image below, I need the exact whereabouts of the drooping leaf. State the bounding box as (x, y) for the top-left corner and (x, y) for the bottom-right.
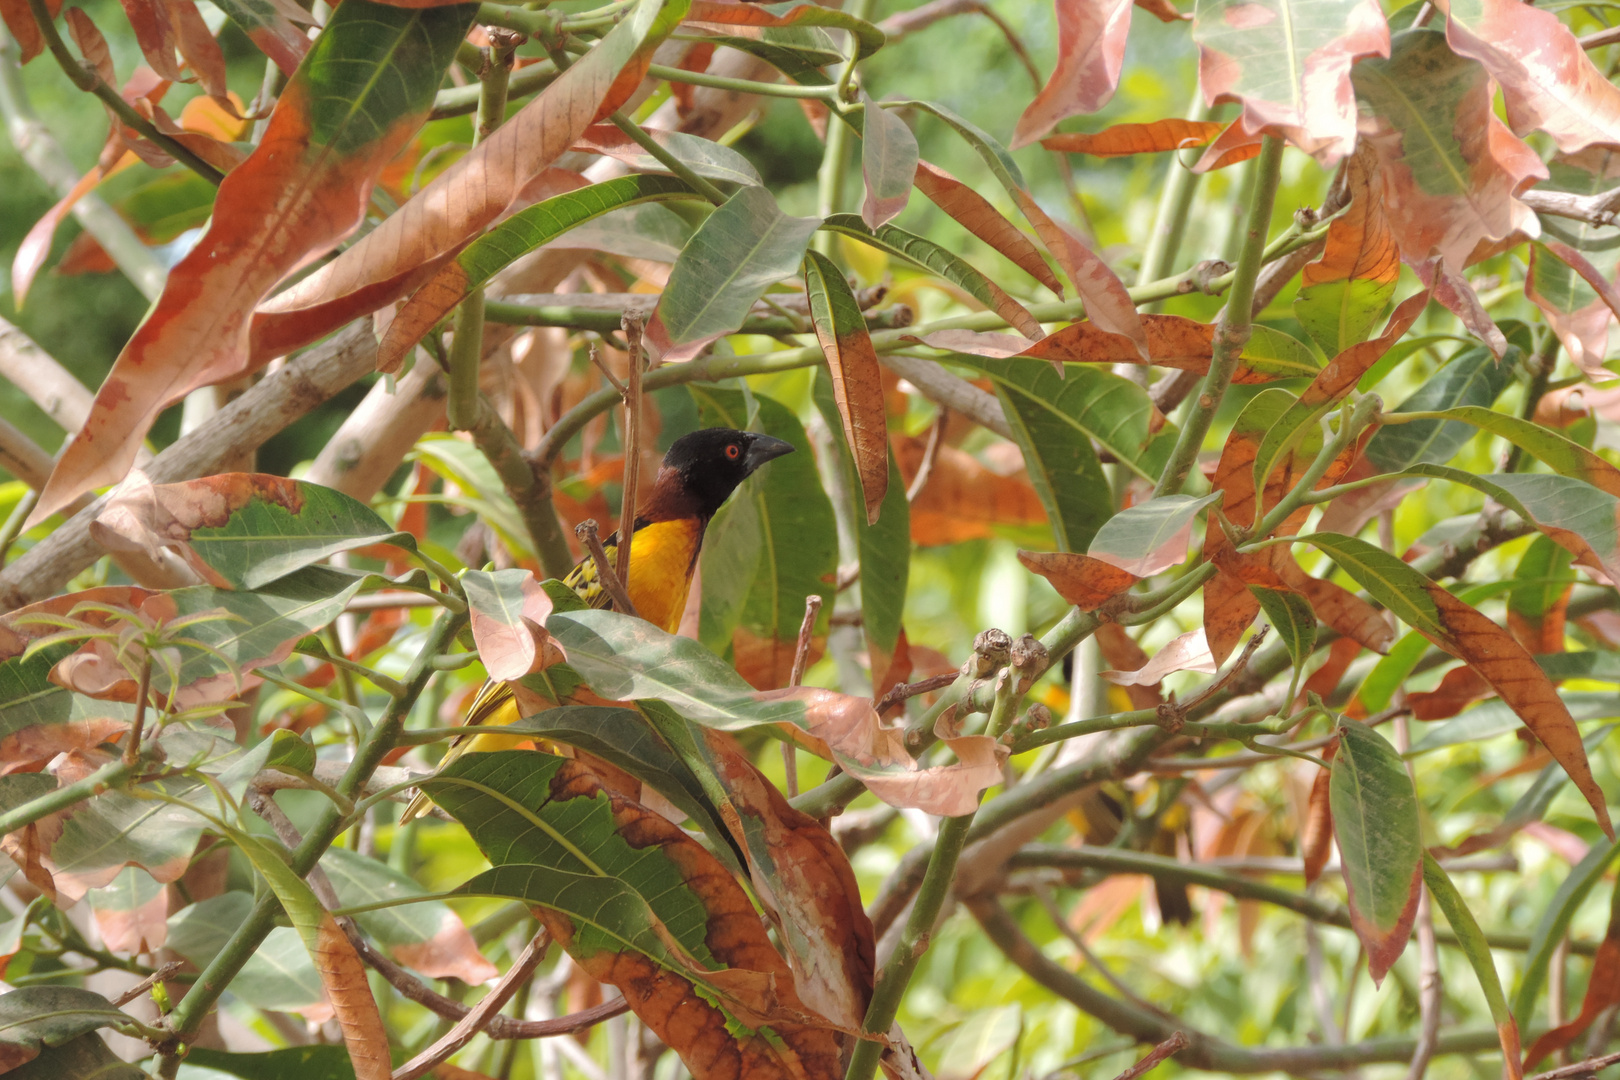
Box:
(86, 865), (167, 953)
(546, 609), (1003, 815)
(1422, 854), (1524, 1077)
(1041, 119), (1224, 157)
(88, 471), (406, 590)
(821, 214), (1042, 339)
(463, 569), (561, 682)
(1018, 551), (1139, 610)
(811, 371), (909, 673)
(805, 249), (888, 523)
(911, 160), (1064, 296)
(690, 388), (836, 690)
(901, 100), (1147, 350)
(424, 749), (847, 1080)
(1351, 29), (1546, 272)
(1330, 718), (1422, 984)
(1302, 532), (1614, 839)
(5, 1032), (146, 1080)
(248, 0), (688, 363)
(378, 175), (703, 372)
(1302, 751), (1334, 884)
(182, 1047), (357, 1080)
(1362, 347), (1515, 472)
(1192, 0), (1390, 165)
(1011, 0), (1135, 148)
(1295, 145), (1400, 355)
(859, 90), (917, 229)
(1090, 493), (1222, 577)
(1102, 627), (1216, 686)
(646, 187), (820, 362)
(1014, 315), (1320, 381)
(207, 0), (312, 76)
(1509, 537), (1575, 654)
(683, 0), (884, 62)
(574, 124), (761, 186)
(1251, 587), (1316, 678)
(31, 0), (479, 522)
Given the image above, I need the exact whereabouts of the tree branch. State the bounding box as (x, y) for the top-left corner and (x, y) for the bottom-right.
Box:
(393, 931), (551, 1080)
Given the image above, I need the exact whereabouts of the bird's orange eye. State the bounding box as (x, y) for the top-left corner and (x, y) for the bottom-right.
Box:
(725, 444), (741, 460)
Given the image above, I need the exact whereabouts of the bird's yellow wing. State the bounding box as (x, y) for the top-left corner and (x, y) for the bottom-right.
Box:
(398, 680), (523, 822)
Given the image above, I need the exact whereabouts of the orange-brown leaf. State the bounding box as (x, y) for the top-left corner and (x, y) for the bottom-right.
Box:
(1523, 888), (1620, 1069)
(1301, 745), (1336, 885)
(1408, 665), (1494, 721)
(1301, 144), (1399, 288)
(1018, 550), (1139, 610)
(896, 436), (1047, 546)
(913, 161), (1064, 296)
(1042, 119), (1223, 157)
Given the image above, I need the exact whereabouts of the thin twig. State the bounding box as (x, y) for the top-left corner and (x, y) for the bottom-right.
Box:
(615, 316), (645, 596)
(588, 343), (628, 395)
(783, 594), (823, 797)
(393, 931), (551, 1080)
(877, 672), (959, 716)
(1530, 1050), (1620, 1080)
(1174, 625), (1268, 717)
(1033, 885), (1177, 1022)
(1111, 1032), (1191, 1080)
(906, 410), (946, 503)
(111, 962), (185, 1007)
(576, 520), (638, 618)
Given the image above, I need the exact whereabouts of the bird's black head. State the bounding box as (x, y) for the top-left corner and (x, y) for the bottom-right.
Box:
(652, 427), (795, 520)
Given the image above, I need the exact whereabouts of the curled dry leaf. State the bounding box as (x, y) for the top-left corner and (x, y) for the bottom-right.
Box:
(1352, 29), (1545, 273)
(1522, 884), (1620, 1068)
(1193, 0), (1389, 165)
(1301, 743), (1335, 886)
(1102, 627), (1216, 687)
(1011, 0), (1135, 148)
(760, 686), (1004, 817)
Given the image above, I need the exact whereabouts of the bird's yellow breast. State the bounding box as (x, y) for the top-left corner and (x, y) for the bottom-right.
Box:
(562, 517), (703, 634)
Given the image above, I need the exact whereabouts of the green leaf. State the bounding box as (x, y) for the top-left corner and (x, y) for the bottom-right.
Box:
(411, 433), (531, 555)
(183, 1047), (357, 1080)
(1356, 632), (1427, 714)
(647, 186), (821, 359)
(1422, 853), (1521, 1064)
(1245, 325), (1325, 379)
(805, 248), (890, 524)
(167, 892), (257, 969)
(6, 1033), (146, 1080)
(0, 640), (135, 760)
(821, 215), (1040, 339)
(1089, 492), (1222, 576)
(0, 987), (139, 1070)
(859, 91), (918, 229)
(1330, 718), (1423, 984)
(1295, 278), (1397, 358)
(690, 387), (836, 686)
(949, 357), (1173, 549)
(812, 369), (909, 662)
(1250, 587), (1316, 676)
(1515, 836), (1620, 1022)
(1406, 692), (1618, 755)
(380, 175), (703, 370)
(495, 704), (736, 867)
(1510, 536), (1577, 639)
(319, 847), (494, 983)
(1363, 346), (1516, 472)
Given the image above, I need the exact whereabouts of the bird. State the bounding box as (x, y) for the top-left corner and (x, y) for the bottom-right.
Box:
(399, 427), (795, 822)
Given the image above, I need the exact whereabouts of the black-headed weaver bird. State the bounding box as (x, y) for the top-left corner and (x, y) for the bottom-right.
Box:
(399, 427), (794, 822)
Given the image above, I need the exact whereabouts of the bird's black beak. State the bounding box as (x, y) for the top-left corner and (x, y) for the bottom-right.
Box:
(742, 434), (795, 474)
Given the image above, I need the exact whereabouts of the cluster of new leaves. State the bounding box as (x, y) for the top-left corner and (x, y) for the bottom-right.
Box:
(8, 0), (1620, 1076)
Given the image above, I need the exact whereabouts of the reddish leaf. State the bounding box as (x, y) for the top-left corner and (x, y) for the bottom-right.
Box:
(1015, 314), (1319, 382)
(13, 163), (111, 308)
(0, 0), (61, 63)
(1011, 0), (1134, 149)
(1278, 558), (1396, 654)
(1095, 622), (1161, 709)
(1523, 884), (1620, 1069)
(246, 0), (681, 365)
(1191, 119), (1266, 171)
(806, 250), (888, 524)
(1295, 145), (1400, 356)
(699, 731), (875, 1032)
(163, 0), (229, 104)
(1439, 0), (1620, 154)
(1415, 256), (1507, 357)
(913, 160), (1064, 296)
(1042, 220), (1149, 359)
(1202, 570), (1259, 668)
(895, 435), (1048, 546)
(1408, 665), (1494, 721)
(1303, 636), (1364, 708)
(1042, 118), (1224, 157)
(31, 0), (477, 523)
(1307, 533), (1614, 839)
(87, 866), (168, 953)
(1331, 718), (1423, 985)
(1353, 29), (1545, 272)
(1193, 0), (1390, 165)
(860, 91), (917, 229)
(1135, 0), (1188, 20)
(1018, 550), (1140, 610)
(1301, 743), (1335, 885)
(1526, 151), (1620, 377)
(464, 569), (561, 682)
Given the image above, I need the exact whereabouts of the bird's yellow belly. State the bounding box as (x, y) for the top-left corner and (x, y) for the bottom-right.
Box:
(622, 518), (702, 633)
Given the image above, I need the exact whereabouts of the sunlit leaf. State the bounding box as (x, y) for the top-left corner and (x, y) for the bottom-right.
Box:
(1011, 0), (1134, 148)
(860, 90), (917, 229)
(1042, 119), (1224, 157)
(1090, 492), (1221, 577)
(1295, 145), (1400, 355)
